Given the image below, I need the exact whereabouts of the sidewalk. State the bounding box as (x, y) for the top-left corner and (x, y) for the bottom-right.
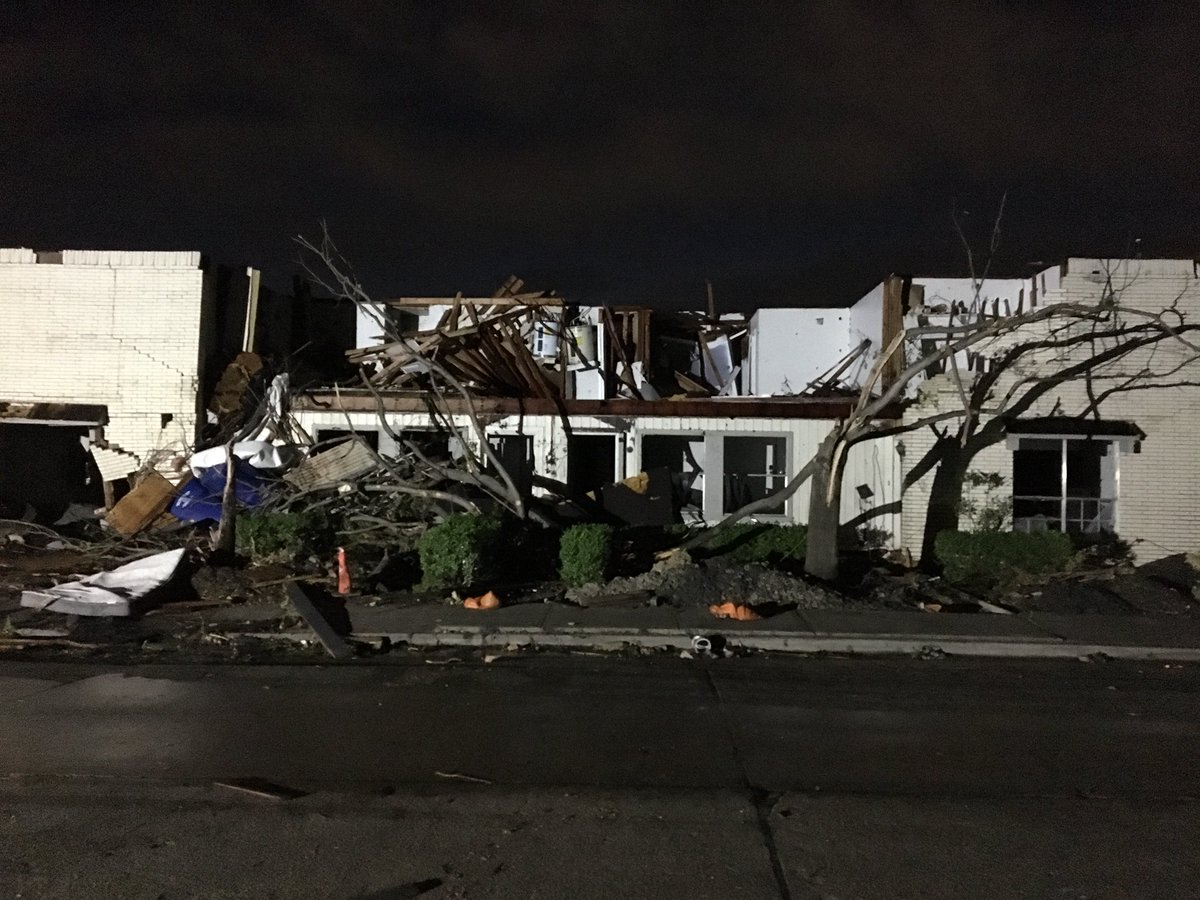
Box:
(251, 600), (1200, 662)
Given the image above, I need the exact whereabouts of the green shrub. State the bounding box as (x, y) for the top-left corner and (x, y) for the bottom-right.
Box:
(702, 523), (808, 565)
(417, 514), (504, 588)
(236, 509), (336, 560)
(559, 523), (615, 586)
(934, 530), (1074, 584)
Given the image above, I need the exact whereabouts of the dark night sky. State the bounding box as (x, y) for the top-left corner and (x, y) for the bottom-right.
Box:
(3, 1), (1198, 308)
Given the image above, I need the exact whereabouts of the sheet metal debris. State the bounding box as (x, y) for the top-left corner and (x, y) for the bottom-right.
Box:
(21, 548), (186, 616)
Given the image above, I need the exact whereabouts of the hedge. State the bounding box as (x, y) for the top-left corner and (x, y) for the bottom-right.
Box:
(236, 509), (336, 560)
(417, 514), (504, 588)
(701, 523), (808, 565)
(559, 523), (614, 587)
(934, 529), (1074, 584)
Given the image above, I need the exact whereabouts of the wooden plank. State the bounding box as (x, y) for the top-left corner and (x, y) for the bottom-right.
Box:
(493, 275), (524, 298)
(383, 295), (562, 308)
(286, 583), (354, 659)
(882, 274), (905, 388)
(675, 371), (715, 396)
(599, 307), (644, 400)
(497, 319), (558, 400)
(470, 314), (529, 392)
(805, 338), (870, 394)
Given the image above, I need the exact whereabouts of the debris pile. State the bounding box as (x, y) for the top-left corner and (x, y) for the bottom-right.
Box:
(567, 551), (846, 612)
(350, 283), (569, 399)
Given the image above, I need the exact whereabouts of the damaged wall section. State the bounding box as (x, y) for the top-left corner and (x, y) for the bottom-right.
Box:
(0, 248), (217, 482)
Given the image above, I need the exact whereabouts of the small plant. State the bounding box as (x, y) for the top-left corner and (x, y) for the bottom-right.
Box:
(958, 470), (1011, 533)
(934, 529), (1074, 585)
(417, 514), (503, 588)
(701, 523), (807, 565)
(559, 523), (615, 587)
(236, 509), (336, 561)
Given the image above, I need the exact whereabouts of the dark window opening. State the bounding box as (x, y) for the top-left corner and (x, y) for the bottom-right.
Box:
(567, 434), (617, 497)
(723, 435), (788, 515)
(488, 435), (534, 498)
(641, 434), (704, 521)
(1013, 437), (1115, 534)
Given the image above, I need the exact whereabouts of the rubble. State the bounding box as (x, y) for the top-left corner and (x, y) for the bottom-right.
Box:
(568, 553), (846, 612)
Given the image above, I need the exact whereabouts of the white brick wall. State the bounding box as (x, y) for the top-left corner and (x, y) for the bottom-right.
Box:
(893, 258), (1200, 562)
(0, 248), (207, 476)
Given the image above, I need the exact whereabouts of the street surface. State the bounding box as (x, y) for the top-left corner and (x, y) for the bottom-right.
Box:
(1, 653), (1198, 898)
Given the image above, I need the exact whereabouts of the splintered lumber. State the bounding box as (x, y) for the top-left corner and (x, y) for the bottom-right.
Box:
(805, 338), (871, 394)
(675, 371), (715, 396)
(599, 307), (644, 400)
(493, 275), (524, 298)
(350, 289), (575, 401)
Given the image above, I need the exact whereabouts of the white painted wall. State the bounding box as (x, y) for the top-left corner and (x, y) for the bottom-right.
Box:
(847, 283), (884, 382)
(747, 308), (856, 395)
(0, 248), (209, 478)
(355, 302), (389, 348)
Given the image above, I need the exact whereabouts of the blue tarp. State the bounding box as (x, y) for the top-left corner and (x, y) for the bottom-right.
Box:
(169, 459), (273, 523)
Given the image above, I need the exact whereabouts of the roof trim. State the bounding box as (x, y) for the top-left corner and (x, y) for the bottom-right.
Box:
(295, 390), (900, 420)
(1004, 417), (1145, 439)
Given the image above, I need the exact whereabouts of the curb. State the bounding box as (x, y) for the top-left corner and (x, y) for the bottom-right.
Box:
(243, 628), (1200, 662)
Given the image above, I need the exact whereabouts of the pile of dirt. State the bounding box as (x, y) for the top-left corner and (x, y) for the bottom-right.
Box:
(568, 549), (847, 610)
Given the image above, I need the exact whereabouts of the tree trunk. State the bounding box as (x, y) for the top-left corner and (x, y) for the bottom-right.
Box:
(804, 446), (845, 581)
(918, 439), (966, 571)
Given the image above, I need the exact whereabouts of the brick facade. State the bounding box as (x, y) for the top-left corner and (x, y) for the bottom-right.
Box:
(896, 258), (1200, 562)
(0, 249), (210, 478)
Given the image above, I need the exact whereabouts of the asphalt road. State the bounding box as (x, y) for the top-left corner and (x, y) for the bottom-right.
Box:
(1, 653), (1198, 898)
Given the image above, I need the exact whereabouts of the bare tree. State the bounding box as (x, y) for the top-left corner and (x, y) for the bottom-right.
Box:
(908, 258), (1200, 565)
(692, 261), (1200, 581)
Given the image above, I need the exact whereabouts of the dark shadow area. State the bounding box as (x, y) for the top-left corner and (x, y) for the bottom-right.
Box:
(0, 423), (103, 523)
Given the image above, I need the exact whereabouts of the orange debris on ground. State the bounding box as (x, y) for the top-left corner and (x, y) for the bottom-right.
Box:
(463, 590), (501, 610)
(336, 547), (352, 595)
(707, 601), (762, 621)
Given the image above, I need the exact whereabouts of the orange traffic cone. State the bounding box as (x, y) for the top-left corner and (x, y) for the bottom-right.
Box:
(708, 600), (762, 621)
(463, 590), (501, 610)
(336, 547), (352, 595)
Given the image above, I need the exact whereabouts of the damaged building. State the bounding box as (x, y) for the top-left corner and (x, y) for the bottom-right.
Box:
(6, 244), (1198, 567)
(0, 248), (276, 519)
(293, 277), (905, 537)
(293, 258), (1200, 563)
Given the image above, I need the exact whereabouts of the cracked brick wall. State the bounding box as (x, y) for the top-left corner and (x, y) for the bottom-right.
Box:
(0, 248), (208, 478)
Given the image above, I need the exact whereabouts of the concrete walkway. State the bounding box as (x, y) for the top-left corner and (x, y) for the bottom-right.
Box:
(253, 600), (1200, 661)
